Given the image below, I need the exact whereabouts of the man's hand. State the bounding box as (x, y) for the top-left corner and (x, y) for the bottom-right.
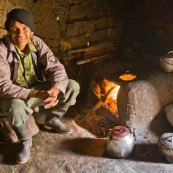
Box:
(28, 90), (49, 100)
(28, 87), (60, 109)
(44, 87), (60, 109)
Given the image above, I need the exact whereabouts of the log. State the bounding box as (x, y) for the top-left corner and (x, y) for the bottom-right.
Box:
(64, 47), (117, 61)
(0, 114), (39, 143)
(85, 47), (117, 57)
(69, 46), (101, 54)
(76, 53), (114, 65)
(0, 118), (18, 142)
(68, 41), (117, 54)
(63, 53), (83, 60)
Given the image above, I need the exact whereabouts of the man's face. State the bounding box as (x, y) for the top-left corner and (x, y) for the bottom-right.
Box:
(8, 21), (34, 51)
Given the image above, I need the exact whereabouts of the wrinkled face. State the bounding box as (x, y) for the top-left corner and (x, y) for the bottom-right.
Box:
(8, 21), (34, 51)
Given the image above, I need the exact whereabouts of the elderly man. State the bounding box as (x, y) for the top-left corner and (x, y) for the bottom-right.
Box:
(0, 8), (80, 164)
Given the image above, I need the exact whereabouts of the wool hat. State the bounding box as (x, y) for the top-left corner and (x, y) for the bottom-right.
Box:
(5, 8), (35, 31)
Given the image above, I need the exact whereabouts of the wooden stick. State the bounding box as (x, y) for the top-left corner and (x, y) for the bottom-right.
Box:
(76, 53), (114, 65)
(68, 41), (117, 54)
(63, 53), (84, 60)
(64, 47), (116, 61)
(68, 46), (102, 54)
(79, 87), (116, 124)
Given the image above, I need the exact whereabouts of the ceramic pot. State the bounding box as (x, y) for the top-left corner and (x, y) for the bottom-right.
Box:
(160, 53), (173, 72)
(158, 133), (173, 163)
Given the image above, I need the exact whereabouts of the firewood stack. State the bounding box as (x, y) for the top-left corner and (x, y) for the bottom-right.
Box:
(63, 40), (118, 65)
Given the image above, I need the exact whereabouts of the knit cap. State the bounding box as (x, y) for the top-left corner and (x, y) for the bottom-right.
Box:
(5, 8), (35, 31)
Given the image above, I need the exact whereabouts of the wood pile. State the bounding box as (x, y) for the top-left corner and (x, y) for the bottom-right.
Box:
(63, 41), (118, 65)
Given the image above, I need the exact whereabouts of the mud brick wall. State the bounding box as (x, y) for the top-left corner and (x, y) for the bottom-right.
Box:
(1, 1), (173, 59)
(0, 0), (123, 54)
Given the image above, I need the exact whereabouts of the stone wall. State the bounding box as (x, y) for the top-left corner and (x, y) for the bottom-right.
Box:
(1, 0), (173, 59)
(0, 0), (123, 54)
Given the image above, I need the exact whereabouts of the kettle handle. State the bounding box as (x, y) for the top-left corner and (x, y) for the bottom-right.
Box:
(104, 127), (136, 141)
(103, 129), (112, 138)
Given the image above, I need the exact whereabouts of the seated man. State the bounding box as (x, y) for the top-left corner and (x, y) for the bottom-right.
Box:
(0, 8), (80, 164)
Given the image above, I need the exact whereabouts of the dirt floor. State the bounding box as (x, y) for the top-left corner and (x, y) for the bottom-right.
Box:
(0, 57), (173, 172)
(0, 105), (173, 173)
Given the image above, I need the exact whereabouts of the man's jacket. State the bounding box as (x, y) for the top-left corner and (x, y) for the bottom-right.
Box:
(0, 35), (68, 100)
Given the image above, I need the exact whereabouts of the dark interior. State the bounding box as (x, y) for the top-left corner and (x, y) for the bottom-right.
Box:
(0, 0), (173, 171)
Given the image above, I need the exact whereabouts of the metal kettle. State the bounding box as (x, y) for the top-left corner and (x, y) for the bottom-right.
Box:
(106, 126), (135, 159)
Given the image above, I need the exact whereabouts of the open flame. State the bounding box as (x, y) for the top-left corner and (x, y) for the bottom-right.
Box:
(93, 79), (120, 115)
(93, 79), (120, 101)
(111, 85), (120, 100)
(80, 74), (136, 137)
(80, 79), (121, 137)
(119, 71), (137, 81)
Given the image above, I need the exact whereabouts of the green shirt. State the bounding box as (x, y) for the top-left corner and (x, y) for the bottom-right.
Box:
(15, 41), (38, 87)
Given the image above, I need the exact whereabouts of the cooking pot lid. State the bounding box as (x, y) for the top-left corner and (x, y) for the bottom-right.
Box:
(160, 133), (173, 149)
(112, 126), (129, 137)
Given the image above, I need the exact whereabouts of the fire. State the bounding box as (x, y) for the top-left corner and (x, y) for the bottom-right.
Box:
(80, 73), (136, 137)
(93, 79), (120, 101)
(81, 79), (121, 137)
(93, 79), (120, 114)
(119, 72), (136, 81)
(111, 85), (120, 100)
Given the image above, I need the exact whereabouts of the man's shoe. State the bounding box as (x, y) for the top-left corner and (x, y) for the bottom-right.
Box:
(44, 117), (73, 134)
(14, 117), (36, 164)
(16, 138), (32, 164)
